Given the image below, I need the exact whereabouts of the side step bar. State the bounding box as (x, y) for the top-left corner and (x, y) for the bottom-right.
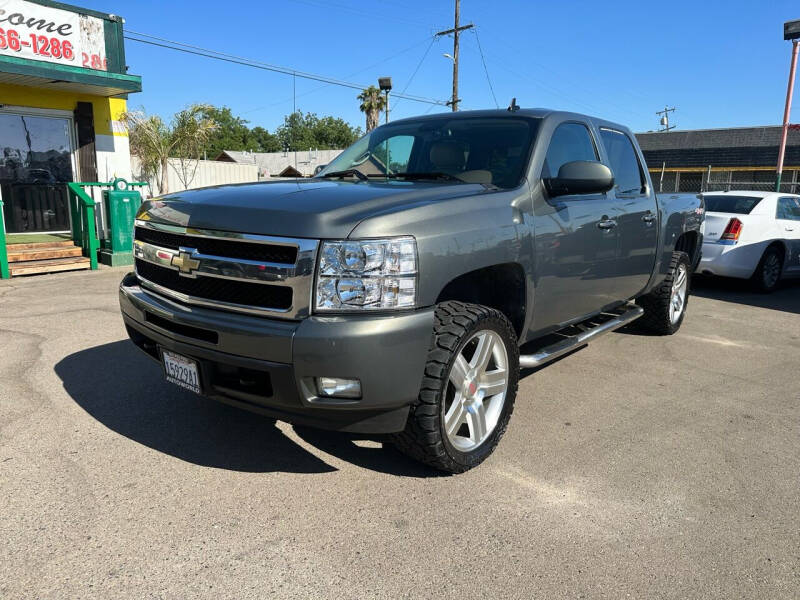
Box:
(519, 304), (644, 369)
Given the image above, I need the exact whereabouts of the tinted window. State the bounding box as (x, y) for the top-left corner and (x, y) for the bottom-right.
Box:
(542, 122), (598, 178)
(776, 196), (800, 221)
(704, 195), (764, 214)
(600, 128), (644, 194)
(320, 117), (538, 189)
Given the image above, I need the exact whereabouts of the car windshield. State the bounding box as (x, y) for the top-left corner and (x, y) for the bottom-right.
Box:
(318, 116), (539, 189)
(704, 195), (764, 214)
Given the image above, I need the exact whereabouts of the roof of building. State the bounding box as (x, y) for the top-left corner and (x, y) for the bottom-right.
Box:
(635, 125), (800, 169)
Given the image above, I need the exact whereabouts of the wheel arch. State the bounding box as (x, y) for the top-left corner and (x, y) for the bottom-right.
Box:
(674, 230), (701, 270)
(435, 262), (527, 339)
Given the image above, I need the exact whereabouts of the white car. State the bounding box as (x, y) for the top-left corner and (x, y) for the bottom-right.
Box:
(696, 191), (800, 292)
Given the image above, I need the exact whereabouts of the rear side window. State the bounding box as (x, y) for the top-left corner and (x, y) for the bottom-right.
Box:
(776, 197), (800, 221)
(600, 128), (645, 194)
(542, 122), (598, 178)
(704, 195), (764, 214)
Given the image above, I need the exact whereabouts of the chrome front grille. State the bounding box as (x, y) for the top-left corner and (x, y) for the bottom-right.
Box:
(133, 221), (319, 319)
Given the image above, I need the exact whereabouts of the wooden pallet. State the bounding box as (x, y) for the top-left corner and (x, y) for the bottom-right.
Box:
(5, 241), (92, 276)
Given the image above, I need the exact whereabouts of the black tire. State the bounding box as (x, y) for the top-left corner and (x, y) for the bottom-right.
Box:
(391, 301), (519, 474)
(635, 251), (691, 335)
(751, 245), (783, 294)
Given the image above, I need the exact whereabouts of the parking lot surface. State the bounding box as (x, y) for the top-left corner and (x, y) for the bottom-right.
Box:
(1, 268), (798, 599)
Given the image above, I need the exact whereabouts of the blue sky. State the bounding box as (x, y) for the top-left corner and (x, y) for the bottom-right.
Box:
(80, 0), (799, 134)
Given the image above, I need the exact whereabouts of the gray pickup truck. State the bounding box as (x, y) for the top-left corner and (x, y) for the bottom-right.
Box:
(119, 108), (704, 473)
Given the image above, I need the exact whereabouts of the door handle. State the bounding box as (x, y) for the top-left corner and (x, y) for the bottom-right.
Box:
(786, 226), (795, 232)
(642, 213), (656, 224)
(597, 219), (617, 230)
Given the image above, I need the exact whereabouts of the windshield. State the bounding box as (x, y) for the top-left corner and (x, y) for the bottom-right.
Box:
(704, 195), (764, 214)
(318, 116), (539, 189)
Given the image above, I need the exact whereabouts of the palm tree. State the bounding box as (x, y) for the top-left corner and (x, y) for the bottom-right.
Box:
(121, 104), (217, 194)
(357, 86), (386, 132)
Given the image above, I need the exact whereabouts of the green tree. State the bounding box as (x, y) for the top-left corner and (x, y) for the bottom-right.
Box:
(250, 126), (282, 153)
(357, 86), (386, 132)
(275, 111), (362, 151)
(197, 106), (254, 157)
(121, 104), (217, 194)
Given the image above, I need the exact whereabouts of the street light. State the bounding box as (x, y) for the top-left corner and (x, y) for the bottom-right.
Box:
(776, 19), (800, 191)
(378, 77), (392, 124)
(442, 53), (455, 61)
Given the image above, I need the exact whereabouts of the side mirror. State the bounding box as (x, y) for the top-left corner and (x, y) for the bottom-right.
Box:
(544, 161), (614, 197)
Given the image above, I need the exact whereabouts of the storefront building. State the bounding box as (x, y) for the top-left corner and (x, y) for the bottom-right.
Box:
(0, 0), (141, 275)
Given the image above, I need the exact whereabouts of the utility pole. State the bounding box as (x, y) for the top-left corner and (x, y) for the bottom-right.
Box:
(656, 106), (676, 132)
(436, 0), (473, 111)
(777, 19), (800, 192)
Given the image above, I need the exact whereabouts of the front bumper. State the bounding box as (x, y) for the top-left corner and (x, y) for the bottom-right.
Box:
(119, 273), (434, 433)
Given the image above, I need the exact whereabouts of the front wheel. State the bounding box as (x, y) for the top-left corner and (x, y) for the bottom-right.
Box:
(392, 301), (519, 473)
(636, 251), (691, 335)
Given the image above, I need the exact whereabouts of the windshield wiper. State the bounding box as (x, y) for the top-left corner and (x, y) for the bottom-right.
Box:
(318, 169), (368, 181)
(369, 172), (464, 183)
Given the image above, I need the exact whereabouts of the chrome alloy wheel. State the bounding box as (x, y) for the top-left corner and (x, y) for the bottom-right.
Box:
(443, 329), (509, 452)
(762, 252), (781, 289)
(669, 262), (688, 325)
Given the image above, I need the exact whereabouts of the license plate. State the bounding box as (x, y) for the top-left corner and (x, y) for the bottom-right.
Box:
(161, 349), (201, 394)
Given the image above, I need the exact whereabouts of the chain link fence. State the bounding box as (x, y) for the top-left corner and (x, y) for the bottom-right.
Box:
(650, 168), (800, 194)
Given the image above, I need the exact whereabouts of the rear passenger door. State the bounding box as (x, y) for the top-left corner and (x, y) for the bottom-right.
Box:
(776, 196), (800, 274)
(599, 128), (658, 298)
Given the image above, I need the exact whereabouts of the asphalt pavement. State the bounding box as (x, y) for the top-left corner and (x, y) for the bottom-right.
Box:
(1, 268), (798, 599)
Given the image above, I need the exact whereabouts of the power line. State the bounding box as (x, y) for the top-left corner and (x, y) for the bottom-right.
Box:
(472, 28), (499, 109)
(245, 36), (436, 113)
(124, 30), (448, 107)
(392, 36), (438, 110)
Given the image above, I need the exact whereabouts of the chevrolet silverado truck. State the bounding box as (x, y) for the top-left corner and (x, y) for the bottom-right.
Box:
(119, 108), (704, 473)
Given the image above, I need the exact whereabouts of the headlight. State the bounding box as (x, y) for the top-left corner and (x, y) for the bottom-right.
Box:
(315, 237), (418, 311)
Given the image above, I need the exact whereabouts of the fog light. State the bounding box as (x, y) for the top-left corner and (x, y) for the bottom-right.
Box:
(316, 377), (362, 399)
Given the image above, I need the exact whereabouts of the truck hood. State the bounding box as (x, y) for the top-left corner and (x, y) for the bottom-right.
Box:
(137, 179), (488, 239)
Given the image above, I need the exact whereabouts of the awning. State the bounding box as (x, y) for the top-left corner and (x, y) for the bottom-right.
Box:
(0, 54), (141, 97)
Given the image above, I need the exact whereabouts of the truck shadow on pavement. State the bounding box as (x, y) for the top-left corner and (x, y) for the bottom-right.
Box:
(691, 276), (800, 315)
(55, 341), (439, 477)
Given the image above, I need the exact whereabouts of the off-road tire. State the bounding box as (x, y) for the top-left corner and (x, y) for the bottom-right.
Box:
(751, 246), (783, 294)
(635, 251), (691, 335)
(391, 301), (519, 474)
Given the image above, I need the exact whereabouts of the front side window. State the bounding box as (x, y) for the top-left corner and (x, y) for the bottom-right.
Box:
(600, 128), (644, 194)
(542, 122), (598, 179)
(776, 196), (800, 221)
(319, 117), (539, 189)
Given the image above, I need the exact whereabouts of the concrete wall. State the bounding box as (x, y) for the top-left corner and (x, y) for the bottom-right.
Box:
(131, 157), (259, 198)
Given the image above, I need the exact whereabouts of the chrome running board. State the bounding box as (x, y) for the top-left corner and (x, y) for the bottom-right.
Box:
(519, 304), (644, 369)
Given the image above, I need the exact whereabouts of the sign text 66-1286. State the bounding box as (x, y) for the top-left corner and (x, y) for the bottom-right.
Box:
(0, 0), (107, 71)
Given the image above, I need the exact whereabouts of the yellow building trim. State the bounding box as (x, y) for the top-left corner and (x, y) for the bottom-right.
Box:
(649, 166), (799, 173)
(0, 83), (127, 137)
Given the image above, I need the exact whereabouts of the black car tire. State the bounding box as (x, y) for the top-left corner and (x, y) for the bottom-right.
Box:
(392, 301), (519, 474)
(751, 246), (783, 294)
(635, 251), (691, 335)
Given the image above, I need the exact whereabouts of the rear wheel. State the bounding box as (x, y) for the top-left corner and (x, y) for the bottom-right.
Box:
(636, 251), (691, 335)
(392, 301), (519, 473)
(751, 246), (783, 293)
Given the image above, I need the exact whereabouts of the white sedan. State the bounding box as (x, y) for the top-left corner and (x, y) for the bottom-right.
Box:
(696, 191), (800, 292)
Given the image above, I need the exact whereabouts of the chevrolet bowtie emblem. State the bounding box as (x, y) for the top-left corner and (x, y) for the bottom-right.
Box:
(171, 250), (200, 276)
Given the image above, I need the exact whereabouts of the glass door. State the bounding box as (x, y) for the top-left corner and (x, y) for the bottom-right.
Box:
(0, 112), (75, 233)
